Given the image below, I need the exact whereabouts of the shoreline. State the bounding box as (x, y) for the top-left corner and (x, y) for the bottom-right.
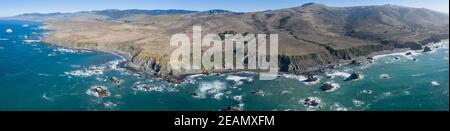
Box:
(44, 39), (448, 83)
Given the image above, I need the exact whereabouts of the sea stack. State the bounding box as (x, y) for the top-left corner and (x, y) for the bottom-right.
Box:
(423, 46), (432, 52)
(5, 29), (13, 33)
(110, 77), (122, 85)
(350, 60), (361, 65)
(346, 72), (361, 81)
(304, 75), (318, 82)
(321, 83), (335, 92)
(87, 86), (110, 98)
(303, 98), (320, 107)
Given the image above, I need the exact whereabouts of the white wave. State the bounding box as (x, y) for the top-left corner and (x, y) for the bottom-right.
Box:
(104, 60), (124, 70)
(0, 38), (8, 41)
(23, 39), (40, 43)
(226, 103), (246, 111)
(187, 74), (206, 79)
(42, 93), (53, 101)
(86, 86), (110, 98)
(383, 92), (393, 97)
(330, 103), (348, 111)
(326, 71), (351, 79)
(251, 89), (272, 97)
(281, 74), (307, 81)
(226, 75), (253, 82)
(226, 75), (253, 87)
(22, 24), (29, 27)
(403, 90), (411, 95)
(54, 48), (91, 54)
(64, 66), (104, 77)
(411, 73), (425, 77)
(379, 74), (390, 79)
(281, 74), (321, 85)
(37, 73), (51, 76)
(431, 81), (440, 86)
(373, 50), (421, 62)
(361, 90), (373, 94)
(280, 90), (292, 95)
(48, 52), (56, 56)
(299, 97), (322, 111)
(193, 81), (227, 99)
(183, 74), (206, 84)
(133, 84), (164, 92)
(233, 95), (243, 101)
(70, 64), (82, 68)
(323, 82), (341, 92)
(213, 93), (225, 100)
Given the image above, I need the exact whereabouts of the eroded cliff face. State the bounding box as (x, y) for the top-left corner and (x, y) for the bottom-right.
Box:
(37, 4), (449, 79)
(278, 35), (445, 75)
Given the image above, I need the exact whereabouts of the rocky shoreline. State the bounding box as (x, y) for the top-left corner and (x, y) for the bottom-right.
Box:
(41, 31), (448, 83)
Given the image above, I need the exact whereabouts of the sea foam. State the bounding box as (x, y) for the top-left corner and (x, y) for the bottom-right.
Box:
(193, 81), (227, 99)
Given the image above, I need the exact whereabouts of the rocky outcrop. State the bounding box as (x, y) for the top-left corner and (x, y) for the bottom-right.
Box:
(423, 46), (433, 52)
(321, 83), (335, 92)
(346, 73), (361, 81)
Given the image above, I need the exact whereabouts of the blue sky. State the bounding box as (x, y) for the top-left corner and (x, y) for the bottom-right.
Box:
(1, 0), (448, 17)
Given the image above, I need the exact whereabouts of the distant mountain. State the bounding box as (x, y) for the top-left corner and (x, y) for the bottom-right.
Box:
(19, 3), (450, 77)
(92, 9), (197, 19)
(5, 9), (197, 22)
(194, 9), (242, 16)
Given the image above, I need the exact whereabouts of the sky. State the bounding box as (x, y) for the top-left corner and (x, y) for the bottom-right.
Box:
(1, 0), (449, 17)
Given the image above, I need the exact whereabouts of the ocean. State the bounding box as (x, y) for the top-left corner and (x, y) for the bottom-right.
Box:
(0, 20), (448, 111)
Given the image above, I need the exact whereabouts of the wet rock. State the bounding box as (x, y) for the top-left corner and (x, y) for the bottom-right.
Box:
(5, 29), (13, 33)
(48, 52), (56, 56)
(405, 52), (412, 56)
(142, 86), (151, 91)
(346, 72), (360, 81)
(87, 86), (110, 98)
(379, 74), (390, 79)
(362, 90), (373, 94)
(303, 98), (320, 107)
(110, 77), (122, 85)
(423, 46), (432, 52)
(321, 83), (335, 92)
(192, 92), (200, 97)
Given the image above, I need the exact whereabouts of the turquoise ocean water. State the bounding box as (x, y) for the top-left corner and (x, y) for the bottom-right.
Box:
(0, 20), (448, 111)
